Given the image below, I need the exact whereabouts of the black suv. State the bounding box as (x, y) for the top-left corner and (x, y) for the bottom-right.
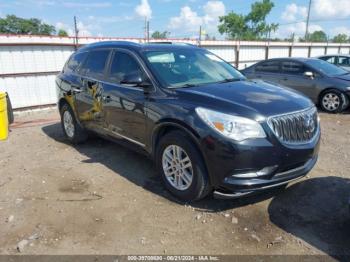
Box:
(56, 41), (320, 201)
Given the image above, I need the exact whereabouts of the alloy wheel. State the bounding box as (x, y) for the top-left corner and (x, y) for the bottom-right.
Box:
(322, 93), (340, 112)
(63, 110), (75, 138)
(162, 145), (193, 191)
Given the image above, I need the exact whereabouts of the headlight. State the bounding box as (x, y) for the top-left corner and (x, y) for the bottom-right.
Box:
(195, 107), (266, 141)
(346, 87), (350, 91)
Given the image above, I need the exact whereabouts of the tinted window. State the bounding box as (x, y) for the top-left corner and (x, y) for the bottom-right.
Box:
(306, 59), (348, 76)
(319, 56), (335, 64)
(338, 56), (350, 66)
(108, 52), (143, 85)
(255, 61), (280, 73)
(80, 50), (110, 79)
(281, 61), (310, 75)
(66, 52), (87, 71)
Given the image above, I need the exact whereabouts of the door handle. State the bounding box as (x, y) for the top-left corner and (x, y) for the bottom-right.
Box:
(103, 95), (112, 103)
(71, 85), (82, 93)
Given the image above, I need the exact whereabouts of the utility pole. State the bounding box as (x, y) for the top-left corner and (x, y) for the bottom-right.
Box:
(74, 16), (79, 50)
(146, 20), (150, 42)
(144, 17), (147, 42)
(198, 25), (202, 46)
(305, 0), (312, 41)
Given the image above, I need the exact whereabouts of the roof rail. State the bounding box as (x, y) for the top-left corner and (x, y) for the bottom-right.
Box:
(147, 41), (197, 47)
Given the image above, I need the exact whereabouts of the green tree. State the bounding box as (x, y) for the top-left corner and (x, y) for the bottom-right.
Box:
(307, 30), (328, 42)
(218, 0), (278, 40)
(0, 15), (56, 35)
(332, 33), (349, 43)
(151, 31), (170, 39)
(58, 29), (68, 37)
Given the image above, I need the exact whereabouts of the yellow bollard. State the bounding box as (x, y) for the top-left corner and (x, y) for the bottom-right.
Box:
(0, 92), (9, 140)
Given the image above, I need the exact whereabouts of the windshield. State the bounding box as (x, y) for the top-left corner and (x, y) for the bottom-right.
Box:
(306, 59), (348, 76)
(144, 49), (245, 88)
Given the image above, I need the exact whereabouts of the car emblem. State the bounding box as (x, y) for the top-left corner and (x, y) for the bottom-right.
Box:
(304, 114), (315, 133)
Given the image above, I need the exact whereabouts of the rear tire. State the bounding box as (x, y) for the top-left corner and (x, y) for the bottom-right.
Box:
(156, 130), (211, 202)
(319, 90), (347, 113)
(60, 103), (88, 144)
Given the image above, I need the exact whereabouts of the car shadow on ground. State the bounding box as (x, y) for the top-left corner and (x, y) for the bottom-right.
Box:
(268, 176), (350, 257)
(42, 123), (350, 257)
(41, 123), (286, 211)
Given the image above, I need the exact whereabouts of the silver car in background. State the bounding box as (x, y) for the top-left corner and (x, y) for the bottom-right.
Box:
(241, 58), (350, 113)
(317, 54), (350, 72)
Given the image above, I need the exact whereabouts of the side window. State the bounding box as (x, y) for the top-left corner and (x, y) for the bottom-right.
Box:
(255, 61), (280, 73)
(107, 51), (144, 86)
(80, 50), (110, 79)
(338, 56), (350, 66)
(281, 61), (305, 75)
(66, 52), (87, 72)
(324, 56), (336, 64)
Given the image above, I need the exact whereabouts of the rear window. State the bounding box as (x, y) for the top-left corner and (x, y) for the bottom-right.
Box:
(325, 56), (336, 64)
(66, 52), (87, 71)
(255, 61), (280, 73)
(80, 50), (111, 79)
(338, 56), (350, 66)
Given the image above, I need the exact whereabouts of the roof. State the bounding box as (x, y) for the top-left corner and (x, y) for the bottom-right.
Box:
(257, 57), (321, 63)
(78, 41), (200, 53)
(316, 54), (350, 58)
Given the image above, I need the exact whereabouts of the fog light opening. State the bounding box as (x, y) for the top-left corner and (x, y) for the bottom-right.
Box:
(232, 165), (278, 178)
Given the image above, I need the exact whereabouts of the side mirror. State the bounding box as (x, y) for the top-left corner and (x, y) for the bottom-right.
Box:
(120, 72), (143, 86)
(304, 71), (314, 78)
(120, 72), (153, 91)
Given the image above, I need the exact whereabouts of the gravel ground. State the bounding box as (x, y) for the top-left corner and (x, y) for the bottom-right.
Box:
(0, 108), (349, 258)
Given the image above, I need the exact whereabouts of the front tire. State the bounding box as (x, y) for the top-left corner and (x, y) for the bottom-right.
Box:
(156, 131), (211, 202)
(60, 103), (88, 144)
(320, 90), (347, 113)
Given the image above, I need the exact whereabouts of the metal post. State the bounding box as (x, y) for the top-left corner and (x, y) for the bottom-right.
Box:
(308, 45), (312, 57)
(235, 41), (240, 68)
(289, 33), (294, 57)
(265, 29), (271, 60)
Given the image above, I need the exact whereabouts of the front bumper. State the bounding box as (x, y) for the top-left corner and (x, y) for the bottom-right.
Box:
(198, 120), (320, 197)
(214, 156), (317, 199)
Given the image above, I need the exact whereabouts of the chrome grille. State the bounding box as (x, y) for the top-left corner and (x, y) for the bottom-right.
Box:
(268, 107), (319, 145)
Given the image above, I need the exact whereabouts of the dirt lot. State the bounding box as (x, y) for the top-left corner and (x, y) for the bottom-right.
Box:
(0, 108), (349, 257)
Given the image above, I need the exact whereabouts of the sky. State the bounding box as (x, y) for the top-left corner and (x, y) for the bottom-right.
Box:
(0, 0), (349, 39)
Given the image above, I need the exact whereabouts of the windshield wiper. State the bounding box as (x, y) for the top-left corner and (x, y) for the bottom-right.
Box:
(218, 78), (242, 83)
(179, 83), (199, 88)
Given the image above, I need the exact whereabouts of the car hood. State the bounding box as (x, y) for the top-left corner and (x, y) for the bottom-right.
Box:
(175, 80), (313, 119)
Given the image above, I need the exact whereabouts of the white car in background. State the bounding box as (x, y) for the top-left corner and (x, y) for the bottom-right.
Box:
(317, 55), (350, 71)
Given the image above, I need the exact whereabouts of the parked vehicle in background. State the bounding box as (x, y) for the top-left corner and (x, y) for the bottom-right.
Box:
(56, 41), (320, 202)
(241, 58), (350, 113)
(317, 54), (350, 72)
